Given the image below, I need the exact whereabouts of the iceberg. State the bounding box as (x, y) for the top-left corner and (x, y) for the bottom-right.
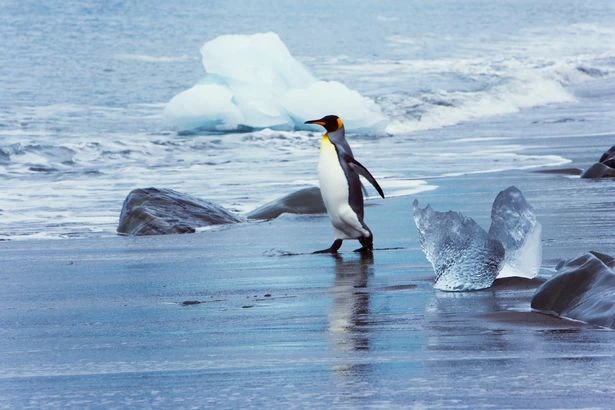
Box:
(489, 186), (542, 279)
(164, 32), (387, 133)
(413, 200), (504, 291)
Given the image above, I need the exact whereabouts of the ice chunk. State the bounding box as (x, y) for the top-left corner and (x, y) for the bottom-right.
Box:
(489, 186), (542, 279)
(163, 83), (244, 132)
(164, 32), (387, 133)
(413, 200), (504, 291)
(281, 81), (388, 133)
(199, 32), (314, 91)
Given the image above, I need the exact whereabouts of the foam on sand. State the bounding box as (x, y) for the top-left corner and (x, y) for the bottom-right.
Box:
(164, 33), (387, 133)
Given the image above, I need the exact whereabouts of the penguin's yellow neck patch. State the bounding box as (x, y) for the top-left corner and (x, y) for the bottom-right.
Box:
(320, 133), (335, 151)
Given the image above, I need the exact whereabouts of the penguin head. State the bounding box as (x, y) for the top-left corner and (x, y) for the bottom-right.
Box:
(304, 115), (344, 133)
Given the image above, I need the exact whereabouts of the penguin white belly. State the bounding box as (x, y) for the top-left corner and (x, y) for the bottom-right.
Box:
(318, 136), (368, 240)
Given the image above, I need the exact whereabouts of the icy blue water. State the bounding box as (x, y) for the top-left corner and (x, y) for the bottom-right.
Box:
(0, 0), (614, 239)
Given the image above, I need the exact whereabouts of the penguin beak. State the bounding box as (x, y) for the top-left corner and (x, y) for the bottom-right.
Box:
(304, 119), (326, 126)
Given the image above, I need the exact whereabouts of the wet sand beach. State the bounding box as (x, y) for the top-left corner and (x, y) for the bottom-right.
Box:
(2, 1), (615, 408)
(1, 132), (615, 408)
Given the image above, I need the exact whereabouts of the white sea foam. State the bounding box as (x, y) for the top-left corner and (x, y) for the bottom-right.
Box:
(164, 33), (387, 133)
(376, 60), (589, 135)
(308, 21), (615, 136)
(385, 77), (575, 134)
(113, 53), (196, 63)
(375, 179), (438, 198)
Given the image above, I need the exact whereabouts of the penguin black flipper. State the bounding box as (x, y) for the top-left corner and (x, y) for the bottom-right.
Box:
(346, 157), (385, 199)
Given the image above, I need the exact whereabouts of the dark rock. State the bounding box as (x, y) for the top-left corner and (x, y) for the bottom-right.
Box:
(533, 167), (583, 176)
(491, 276), (545, 290)
(580, 162), (615, 179)
(247, 187), (326, 220)
(589, 251), (615, 269)
(117, 187), (242, 236)
(598, 145), (615, 164)
(581, 145), (615, 178)
(531, 253), (615, 328)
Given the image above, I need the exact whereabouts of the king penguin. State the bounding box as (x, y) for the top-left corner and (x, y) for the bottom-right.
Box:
(304, 115), (385, 254)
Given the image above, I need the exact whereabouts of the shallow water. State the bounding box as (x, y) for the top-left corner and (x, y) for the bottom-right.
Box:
(0, 0), (614, 239)
(1, 170), (614, 408)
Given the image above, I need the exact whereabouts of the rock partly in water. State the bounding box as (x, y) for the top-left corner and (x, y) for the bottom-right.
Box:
(598, 145), (615, 165)
(589, 250), (615, 268)
(247, 187), (326, 220)
(118, 188), (242, 236)
(581, 145), (615, 178)
(489, 186), (542, 279)
(533, 167), (583, 176)
(412, 199), (504, 291)
(581, 162), (615, 178)
(531, 252), (615, 329)
(491, 276), (546, 290)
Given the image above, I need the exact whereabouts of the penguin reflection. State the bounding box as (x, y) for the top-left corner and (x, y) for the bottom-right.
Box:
(328, 254), (374, 352)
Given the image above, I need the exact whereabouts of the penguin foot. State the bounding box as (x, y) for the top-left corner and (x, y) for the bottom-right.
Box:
(353, 246), (373, 255)
(313, 239), (343, 254)
(354, 235), (373, 254)
(313, 248), (338, 254)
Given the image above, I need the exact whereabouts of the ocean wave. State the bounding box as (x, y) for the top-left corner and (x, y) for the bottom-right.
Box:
(383, 66), (577, 134)
(360, 55), (615, 135)
(307, 21), (615, 136)
(0, 103), (166, 136)
(0, 123), (577, 240)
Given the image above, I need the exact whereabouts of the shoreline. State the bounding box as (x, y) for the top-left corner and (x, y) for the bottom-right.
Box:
(1, 155), (615, 407)
(1, 121), (612, 241)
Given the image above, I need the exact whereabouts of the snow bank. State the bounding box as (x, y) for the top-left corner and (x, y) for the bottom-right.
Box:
(164, 33), (387, 133)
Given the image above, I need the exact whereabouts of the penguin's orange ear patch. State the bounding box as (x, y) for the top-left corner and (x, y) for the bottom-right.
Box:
(336, 117), (344, 129)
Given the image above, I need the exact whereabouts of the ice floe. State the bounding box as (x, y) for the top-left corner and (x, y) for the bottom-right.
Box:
(164, 33), (387, 133)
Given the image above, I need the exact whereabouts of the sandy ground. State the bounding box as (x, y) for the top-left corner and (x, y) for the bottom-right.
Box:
(1, 133), (615, 408)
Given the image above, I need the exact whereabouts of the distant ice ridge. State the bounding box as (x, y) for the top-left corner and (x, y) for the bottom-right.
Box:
(164, 33), (387, 133)
(413, 186), (542, 291)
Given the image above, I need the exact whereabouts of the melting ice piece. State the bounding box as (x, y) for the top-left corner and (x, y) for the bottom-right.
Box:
(164, 32), (387, 133)
(413, 200), (504, 291)
(489, 186), (542, 279)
